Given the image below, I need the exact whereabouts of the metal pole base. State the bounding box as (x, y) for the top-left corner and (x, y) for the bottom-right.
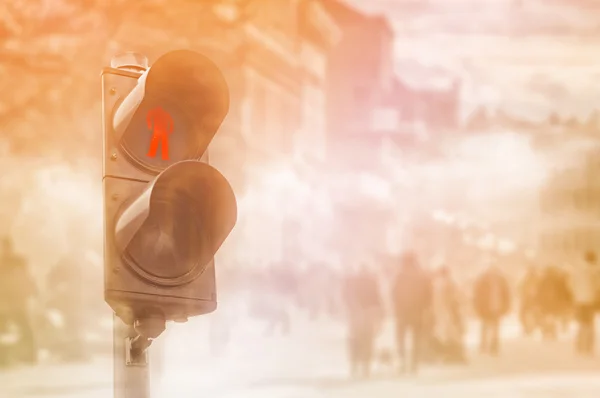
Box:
(114, 314), (151, 398)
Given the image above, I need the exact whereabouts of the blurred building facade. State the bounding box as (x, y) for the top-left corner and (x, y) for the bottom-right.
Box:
(322, 0), (462, 170)
(113, 1), (408, 266)
(538, 141), (600, 263)
(295, 1), (342, 163)
(203, 0), (340, 265)
(391, 78), (461, 132)
(114, 1), (336, 182)
(322, 0), (396, 170)
(316, 0), (401, 263)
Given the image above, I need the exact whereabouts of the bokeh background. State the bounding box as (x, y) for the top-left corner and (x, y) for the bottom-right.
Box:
(2, 1), (600, 397)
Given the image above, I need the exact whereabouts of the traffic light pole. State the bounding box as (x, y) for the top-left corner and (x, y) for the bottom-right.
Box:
(108, 53), (155, 398)
(104, 49), (236, 398)
(113, 314), (151, 398)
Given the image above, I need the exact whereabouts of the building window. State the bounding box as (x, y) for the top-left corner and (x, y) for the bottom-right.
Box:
(301, 43), (326, 80)
(264, 85), (280, 151)
(280, 94), (299, 154)
(248, 72), (268, 143)
(267, 88), (299, 155)
(247, 70), (294, 154)
(302, 84), (326, 159)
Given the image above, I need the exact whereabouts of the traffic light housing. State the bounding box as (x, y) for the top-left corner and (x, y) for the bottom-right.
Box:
(102, 51), (237, 326)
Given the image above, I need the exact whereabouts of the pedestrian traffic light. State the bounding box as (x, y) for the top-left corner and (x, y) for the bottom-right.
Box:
(102, 50), (237, 328)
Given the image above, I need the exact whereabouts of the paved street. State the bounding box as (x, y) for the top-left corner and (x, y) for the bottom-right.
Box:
(2, 316), (599, 398)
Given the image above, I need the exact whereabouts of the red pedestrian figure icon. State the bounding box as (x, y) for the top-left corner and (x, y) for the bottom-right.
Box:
(146, 106), (174, 160)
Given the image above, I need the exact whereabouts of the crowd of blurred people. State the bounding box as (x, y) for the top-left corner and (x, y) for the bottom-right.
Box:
(211, 251), (511, 377)
(0, 237), (37, 368)
(2, 230), (600, 380)
(340, 249), (600, 378)
(519, 251), (600, 356)
(0, 237), (105, 368)
(340, 252), (510, 378)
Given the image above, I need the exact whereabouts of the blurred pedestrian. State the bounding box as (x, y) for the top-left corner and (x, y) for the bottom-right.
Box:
(342, 264), (383, 379)
(473, 259), (510, 356)
(209, 305), (234, 357)
(209, 269), (239, 357)
(391, 252), (432, 374)
(555, 266), (573, 334)
(536, 264), (571, 340)
(432, 266), (466, 364)
(0, 237), (38, 366)
(518, 263), (540, 336)
(420, 269), (437, 365)
(570, 251), (600, 356)
(248, 266), (292, 337)
(46, 254), (91, 362)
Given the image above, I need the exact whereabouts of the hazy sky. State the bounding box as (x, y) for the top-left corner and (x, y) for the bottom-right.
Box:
(348, 0), (600, 120)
